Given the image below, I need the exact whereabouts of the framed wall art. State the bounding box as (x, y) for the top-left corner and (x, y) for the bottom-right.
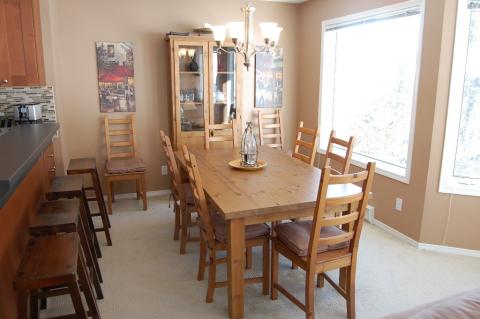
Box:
(254, 48), (283, 108)
(96, 41), (136, 112)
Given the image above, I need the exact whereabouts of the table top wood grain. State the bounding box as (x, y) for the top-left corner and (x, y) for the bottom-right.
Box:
(175, 146), (362, 220)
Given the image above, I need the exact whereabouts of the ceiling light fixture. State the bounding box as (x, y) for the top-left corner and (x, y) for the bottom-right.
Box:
(206, 5), (283, 70)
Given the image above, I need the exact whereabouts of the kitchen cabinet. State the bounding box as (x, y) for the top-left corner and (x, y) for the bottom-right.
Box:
(0, 0), (45, 86)
(167, 35), (243, 149)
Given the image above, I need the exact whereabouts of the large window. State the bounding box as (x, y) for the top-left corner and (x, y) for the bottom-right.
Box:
(440, 0), (480, 196)
(319, 1), (424, 182)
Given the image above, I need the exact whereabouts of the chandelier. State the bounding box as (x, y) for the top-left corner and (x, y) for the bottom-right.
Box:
(207, 5), (283, 70)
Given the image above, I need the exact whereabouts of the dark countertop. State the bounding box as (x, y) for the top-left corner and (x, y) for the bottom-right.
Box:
(0, 123), (59, 208)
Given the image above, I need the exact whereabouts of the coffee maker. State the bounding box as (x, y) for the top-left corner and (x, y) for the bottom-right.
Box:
(14, 103), (43, 124)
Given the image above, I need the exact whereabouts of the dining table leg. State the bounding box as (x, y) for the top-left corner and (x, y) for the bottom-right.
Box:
(227, 218), (245, 319)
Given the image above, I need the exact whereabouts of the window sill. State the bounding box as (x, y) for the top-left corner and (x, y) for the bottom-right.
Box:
(318, 150), (410, 184)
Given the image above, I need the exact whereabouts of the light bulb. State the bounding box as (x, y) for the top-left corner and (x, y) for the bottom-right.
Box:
(259, 22), (278, 42)
(210, 25), (226, 44)
(227, 22), (245, 43)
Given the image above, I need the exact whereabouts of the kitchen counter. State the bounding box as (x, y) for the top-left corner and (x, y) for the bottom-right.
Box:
(0, 123), (59, 207)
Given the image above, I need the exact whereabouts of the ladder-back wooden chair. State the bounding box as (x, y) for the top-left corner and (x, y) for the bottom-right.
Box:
(324, 130), (356, 175)
(204, 122), (237, 149)
(104, 114), (146, 214)
(292, 121), (319, 166)
(258, 110), (284, 149)
(160, 130), (198, 254)
(271, 163), (375, 319)
(182, 145), (270, 303)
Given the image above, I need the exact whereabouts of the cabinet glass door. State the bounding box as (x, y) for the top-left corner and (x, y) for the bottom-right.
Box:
(211, 46), (238, 124)
(176, 45), (206, 132)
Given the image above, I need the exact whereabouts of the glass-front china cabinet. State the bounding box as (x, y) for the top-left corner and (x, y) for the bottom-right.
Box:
(167, 35), (242, 149)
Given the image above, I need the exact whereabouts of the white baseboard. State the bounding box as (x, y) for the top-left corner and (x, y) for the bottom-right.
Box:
(371, 218), (419, 248)
(371, 217), (480, 258)
(417, 243), (480, 258)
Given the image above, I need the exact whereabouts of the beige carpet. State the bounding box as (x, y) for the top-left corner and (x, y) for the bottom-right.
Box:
(41, 195), (480, 319)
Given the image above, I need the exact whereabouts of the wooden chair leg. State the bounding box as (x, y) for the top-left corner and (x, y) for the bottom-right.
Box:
(316, 273), (325, 288)
(78, 213), (103, 299)
(77, 251), (102, 319)
(197, 236), (207, 281)
(270, 244), (279, 300)
(17, 290), (28, 319)
(30, 289), (39, 319)
(110, 181), (115, 203)
(141, 174), (147, 211)
(85, 185), (112, 247)
(305, 271), (316, 319)
(262, 238), (270, 295)
(179, 208), (189, 255)
(79, 201), (103, 283)
(39, 288), (47, 310)
(136, 179), (141, 199)
(245, 247), (253, 269)
(292, 261), (298, 269)
(69, 282), (88, 319)
(105, 178), (113, 214)
(346, 266), (356, 319)
(206, 248), (216, 303)
(82, 191), (102, 258)
(92, 170), (111, 228)
(173, 203), (180, 241)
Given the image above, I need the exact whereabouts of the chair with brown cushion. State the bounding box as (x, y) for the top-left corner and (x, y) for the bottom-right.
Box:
(324, 130), (356, 175)
(258, 110), (284, 149)
(182, 145), (270, 303)
(271, 163), (375, 319)
(160, 130), (198, 254)
(104, 114), (147, 213)
(204, 121), (237, 149)
(292, 121), (319, 166)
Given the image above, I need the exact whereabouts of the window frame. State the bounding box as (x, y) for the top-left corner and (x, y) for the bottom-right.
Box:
(318, 0), (426, 184)
(439, 0), (480, 196)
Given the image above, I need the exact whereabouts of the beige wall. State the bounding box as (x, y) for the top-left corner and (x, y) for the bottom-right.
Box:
(297, 0), (480, 250)
(420, 0), (480, 250)
(40, 0), (299, 193)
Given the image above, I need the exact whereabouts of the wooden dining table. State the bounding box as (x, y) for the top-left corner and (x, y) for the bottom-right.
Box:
(175, 146), (363, 319)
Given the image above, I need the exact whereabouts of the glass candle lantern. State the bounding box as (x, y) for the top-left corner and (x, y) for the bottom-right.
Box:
(240, 122), (258, 166)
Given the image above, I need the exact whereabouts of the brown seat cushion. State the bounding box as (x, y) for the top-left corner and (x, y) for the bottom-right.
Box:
(106, 157), (146, 174)
(212, 213), (270, 243)
(275, 220), (348, 257)
(383, 288), (480, 319)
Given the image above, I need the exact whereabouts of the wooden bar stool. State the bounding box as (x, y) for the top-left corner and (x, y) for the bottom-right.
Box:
(30, 199), (103, 300)
(46, 175), (111, 253)
(67, 157), (111, 228)
(14, 233), (101, 319)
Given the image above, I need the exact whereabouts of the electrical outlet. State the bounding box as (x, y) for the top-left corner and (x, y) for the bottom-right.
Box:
(395, 197), (403, 212)
(161, 165), (168, 176)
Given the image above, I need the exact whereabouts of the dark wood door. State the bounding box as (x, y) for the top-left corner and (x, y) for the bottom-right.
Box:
(0, 0), (45, 86)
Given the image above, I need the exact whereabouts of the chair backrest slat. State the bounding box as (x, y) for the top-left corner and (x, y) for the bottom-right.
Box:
(204, 121), (237, 149)
(307, 163), (375, 266)
(182, 146), (215, 247)
(104, 114), (137, 161)
(160, 131), (185, 204)
(258, 110), (284, 149)
(324, 130), (355, 175)
(292, 121), (319, 166)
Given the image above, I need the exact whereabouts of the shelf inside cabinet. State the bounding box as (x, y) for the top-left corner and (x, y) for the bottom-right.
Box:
(180, 71), (202, 75)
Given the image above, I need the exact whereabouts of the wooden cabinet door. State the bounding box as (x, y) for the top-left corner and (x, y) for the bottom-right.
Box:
(0, 0), (45, 86)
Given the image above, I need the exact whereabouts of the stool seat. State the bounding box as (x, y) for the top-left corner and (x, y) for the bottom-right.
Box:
(67, 157), (97, 174)
(30, 199), (80, 236)
(15, 233), (79, 290)
(46, 175), (84, 200)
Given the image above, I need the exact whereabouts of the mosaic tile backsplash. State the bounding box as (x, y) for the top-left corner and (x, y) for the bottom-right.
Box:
(0, 86), (57, 122)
